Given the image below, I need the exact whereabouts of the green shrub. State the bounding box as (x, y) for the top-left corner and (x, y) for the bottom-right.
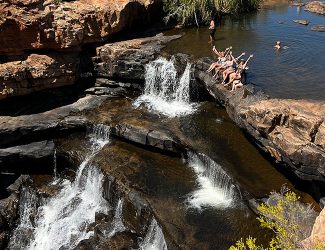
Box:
(163, 0), (261, 26)
(229, 187), (319, 250)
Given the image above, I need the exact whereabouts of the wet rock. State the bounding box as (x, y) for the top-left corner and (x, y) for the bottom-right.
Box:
(0, 193), (19, 227)
(305, 1), (325, 15)
(0, 95), (107, 147)
(85, 87), (128, 97)
(0, 53), (79, 101)
(6, 175), (31, 194)
(111, 123), (183, 154)
(195, 59), (325, 182)
(95, 78), (141, 91)
(0, 231), (7, 250)
(311, 25), (325, 32)
(293, 19), (309, 25)
(0, 141), (55, 174)
(94, 34), (182, 82)
(100, 231), (139, 250)
(75, 239), (94, 250)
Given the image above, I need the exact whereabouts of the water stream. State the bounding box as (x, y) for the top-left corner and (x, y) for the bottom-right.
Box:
(134, 57), (195, 117)
(186, 152), (239, 210)
(9, 125), (112, 250)
(139, 219), (168, 250)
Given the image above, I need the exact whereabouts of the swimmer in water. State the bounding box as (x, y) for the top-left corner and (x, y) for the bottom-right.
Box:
(274, 41), (281, 50)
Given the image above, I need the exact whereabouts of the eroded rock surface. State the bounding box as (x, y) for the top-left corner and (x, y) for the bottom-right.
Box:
(195, 59), (325, 182)
(93, 34), (181, 82)
(305, 1), (325, 15)
(0, 0), (162, 55)
(0, 95), (107, 147)
(0, 53), (78, 100)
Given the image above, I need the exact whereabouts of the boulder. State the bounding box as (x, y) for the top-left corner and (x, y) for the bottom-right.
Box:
(93, 34), (182, 82)
(0, 0), (163, 55)
(0, 141), (55, 174)
(0, 53), (79, 100)
(301, 208), (325, 249)
(305, 1), (325, 15)
(111, 122), (183, 154)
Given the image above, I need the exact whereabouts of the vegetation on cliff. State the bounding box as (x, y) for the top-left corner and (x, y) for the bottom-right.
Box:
(230, 188), (320, 250)
(163, 0), (260, 25)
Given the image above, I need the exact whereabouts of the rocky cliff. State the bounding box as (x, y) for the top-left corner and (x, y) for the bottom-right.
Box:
(0, 0), (163, 100)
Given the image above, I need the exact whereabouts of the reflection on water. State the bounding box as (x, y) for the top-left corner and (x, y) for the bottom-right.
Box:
(164, 4), (325, 100)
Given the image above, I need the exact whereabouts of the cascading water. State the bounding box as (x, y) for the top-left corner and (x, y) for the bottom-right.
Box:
(186, 152), (238, 210)
(134, 57), (195, 117)
(139, 218), (168, 250)
(10, 124), (112, 250)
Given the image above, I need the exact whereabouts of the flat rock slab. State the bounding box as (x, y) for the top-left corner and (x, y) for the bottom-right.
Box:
(0, 141), (55, 174)
(0, 95), (107, 147)
(293, 19), (309, 25)
(311, 25), (325, 32)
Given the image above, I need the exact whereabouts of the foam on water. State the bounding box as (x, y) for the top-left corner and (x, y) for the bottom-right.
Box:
(186, 152), (237, 210)
(134, 57), (195, 117)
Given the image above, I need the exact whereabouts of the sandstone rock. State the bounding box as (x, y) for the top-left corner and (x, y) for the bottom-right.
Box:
(305, 1), (325, 15)
(0, 193), (19, 227)
(194, 60), (325, 182)
(0, 0), (163, 55)
(0, 141), (55, 174)
(94, 34), (182, 81)
(0, 95), (107, 147)
(293, 19), (309, 25)
(301, 208), (325, 249)
(111, 122), (183, 154)
(0, 53), (78, 100)
(311, 25), (325, 32)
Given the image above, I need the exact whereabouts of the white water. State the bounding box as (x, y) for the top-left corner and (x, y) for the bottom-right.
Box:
(134, 57), (195, 117)
(186, 153), (237, 210)
(10, 124), (112, 250)
(139, 218), (168, 250)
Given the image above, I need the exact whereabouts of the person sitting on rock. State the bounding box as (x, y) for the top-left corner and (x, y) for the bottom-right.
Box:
(224, 54), (254, 91)
(220, 51), (246, 84)
(206, 46), (231, 76)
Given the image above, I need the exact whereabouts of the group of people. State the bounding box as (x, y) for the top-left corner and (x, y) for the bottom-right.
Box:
(206, 46), (253, 91)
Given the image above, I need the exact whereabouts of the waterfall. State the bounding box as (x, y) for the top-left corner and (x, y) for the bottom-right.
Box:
(139, 218), (168, 250)
(105, 199), (126, 238)
(10, 124), (112, 250)
(186, 152), (238, 210)
(134, 57), (195, 117)
(53, 149), (57, 179)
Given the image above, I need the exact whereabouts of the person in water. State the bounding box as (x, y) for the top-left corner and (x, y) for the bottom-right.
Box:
(274, 41), (281, 49)
(209, 17), (216, 43)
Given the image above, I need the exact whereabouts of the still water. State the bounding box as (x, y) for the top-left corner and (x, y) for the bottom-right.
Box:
(164, 4), (325, 100)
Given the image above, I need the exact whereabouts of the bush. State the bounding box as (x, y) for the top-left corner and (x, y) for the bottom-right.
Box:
(229, 187), (319, 250)
(163, 0), (261, 26)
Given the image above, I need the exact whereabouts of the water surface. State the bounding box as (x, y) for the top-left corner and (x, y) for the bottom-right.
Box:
(164, 4), (325, 100)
